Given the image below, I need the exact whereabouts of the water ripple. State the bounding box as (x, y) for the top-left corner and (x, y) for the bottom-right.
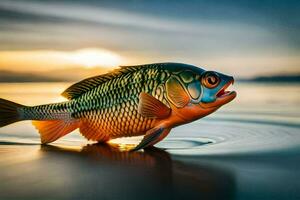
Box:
(157, 118), (300, 156)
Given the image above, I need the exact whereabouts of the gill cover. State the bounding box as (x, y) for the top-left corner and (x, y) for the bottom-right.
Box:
(178, 70), (202, 103)
(165, 70), (204, 107)
(165, 76), (190, 108)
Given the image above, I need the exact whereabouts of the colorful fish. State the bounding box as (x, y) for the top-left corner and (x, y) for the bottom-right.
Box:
(0, 63), (236, 151)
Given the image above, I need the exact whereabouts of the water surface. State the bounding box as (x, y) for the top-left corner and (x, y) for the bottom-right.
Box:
(0, 82), (299, 200)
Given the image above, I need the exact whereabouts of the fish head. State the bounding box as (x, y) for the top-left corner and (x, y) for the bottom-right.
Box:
(174, 67), (236, 108)
(165, 66), (236, 123)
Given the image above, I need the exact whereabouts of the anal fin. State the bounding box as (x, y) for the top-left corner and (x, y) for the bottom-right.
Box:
(32, 119), (79, 144)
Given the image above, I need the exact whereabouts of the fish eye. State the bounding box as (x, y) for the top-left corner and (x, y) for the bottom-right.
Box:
(202, 72), (220, 88)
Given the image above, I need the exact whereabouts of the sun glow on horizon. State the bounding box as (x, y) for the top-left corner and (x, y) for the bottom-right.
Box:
(0, 48), (125, 72)
(67, 48), (123, 68)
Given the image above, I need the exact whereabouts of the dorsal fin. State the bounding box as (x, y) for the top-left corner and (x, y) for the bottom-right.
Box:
(61, 65), (144, 100)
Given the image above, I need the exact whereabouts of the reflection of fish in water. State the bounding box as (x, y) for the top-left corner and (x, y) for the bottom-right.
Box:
(0, 63), (236, 150)
(41, 143), (235, 200)
(42, 143), (172, 167)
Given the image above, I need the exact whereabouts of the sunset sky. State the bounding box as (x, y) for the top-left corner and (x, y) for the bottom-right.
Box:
(0, 0), (299, 78)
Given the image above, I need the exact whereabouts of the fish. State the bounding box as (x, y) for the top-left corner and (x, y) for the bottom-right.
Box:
(0, 63), (236, 151)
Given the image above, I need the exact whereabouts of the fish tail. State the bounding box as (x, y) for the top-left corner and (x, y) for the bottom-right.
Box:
(0, 99), (80, 144)
(0, 98), (26, 127)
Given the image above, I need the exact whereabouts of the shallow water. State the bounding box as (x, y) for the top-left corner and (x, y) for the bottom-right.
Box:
(0, 82), (299, 200)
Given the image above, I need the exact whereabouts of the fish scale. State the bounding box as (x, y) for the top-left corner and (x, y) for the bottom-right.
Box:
(68, 65), (167, 138)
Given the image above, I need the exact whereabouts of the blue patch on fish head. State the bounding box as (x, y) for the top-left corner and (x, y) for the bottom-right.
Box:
(200, 71), (234, 103)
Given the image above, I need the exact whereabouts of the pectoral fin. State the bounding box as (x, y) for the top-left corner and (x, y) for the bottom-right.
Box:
(131, 127), (170, 151)
(138, 92), (171, 119)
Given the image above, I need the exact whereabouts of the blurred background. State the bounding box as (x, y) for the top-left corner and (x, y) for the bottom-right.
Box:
(0, 0), (299, 82)
(0, 1), (300, 200)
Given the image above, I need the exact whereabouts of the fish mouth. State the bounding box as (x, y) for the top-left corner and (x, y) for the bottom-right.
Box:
(200, 79), (236, 109)
(216, 79), (236, 100)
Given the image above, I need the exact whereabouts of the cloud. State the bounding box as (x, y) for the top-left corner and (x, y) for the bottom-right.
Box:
(0, 0), (203, 32)
(0, 0), (271, 35)
(0, 0), (278, 52)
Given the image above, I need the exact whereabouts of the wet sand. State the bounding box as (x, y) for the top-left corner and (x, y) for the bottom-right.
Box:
(0, 82), (299, 200)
